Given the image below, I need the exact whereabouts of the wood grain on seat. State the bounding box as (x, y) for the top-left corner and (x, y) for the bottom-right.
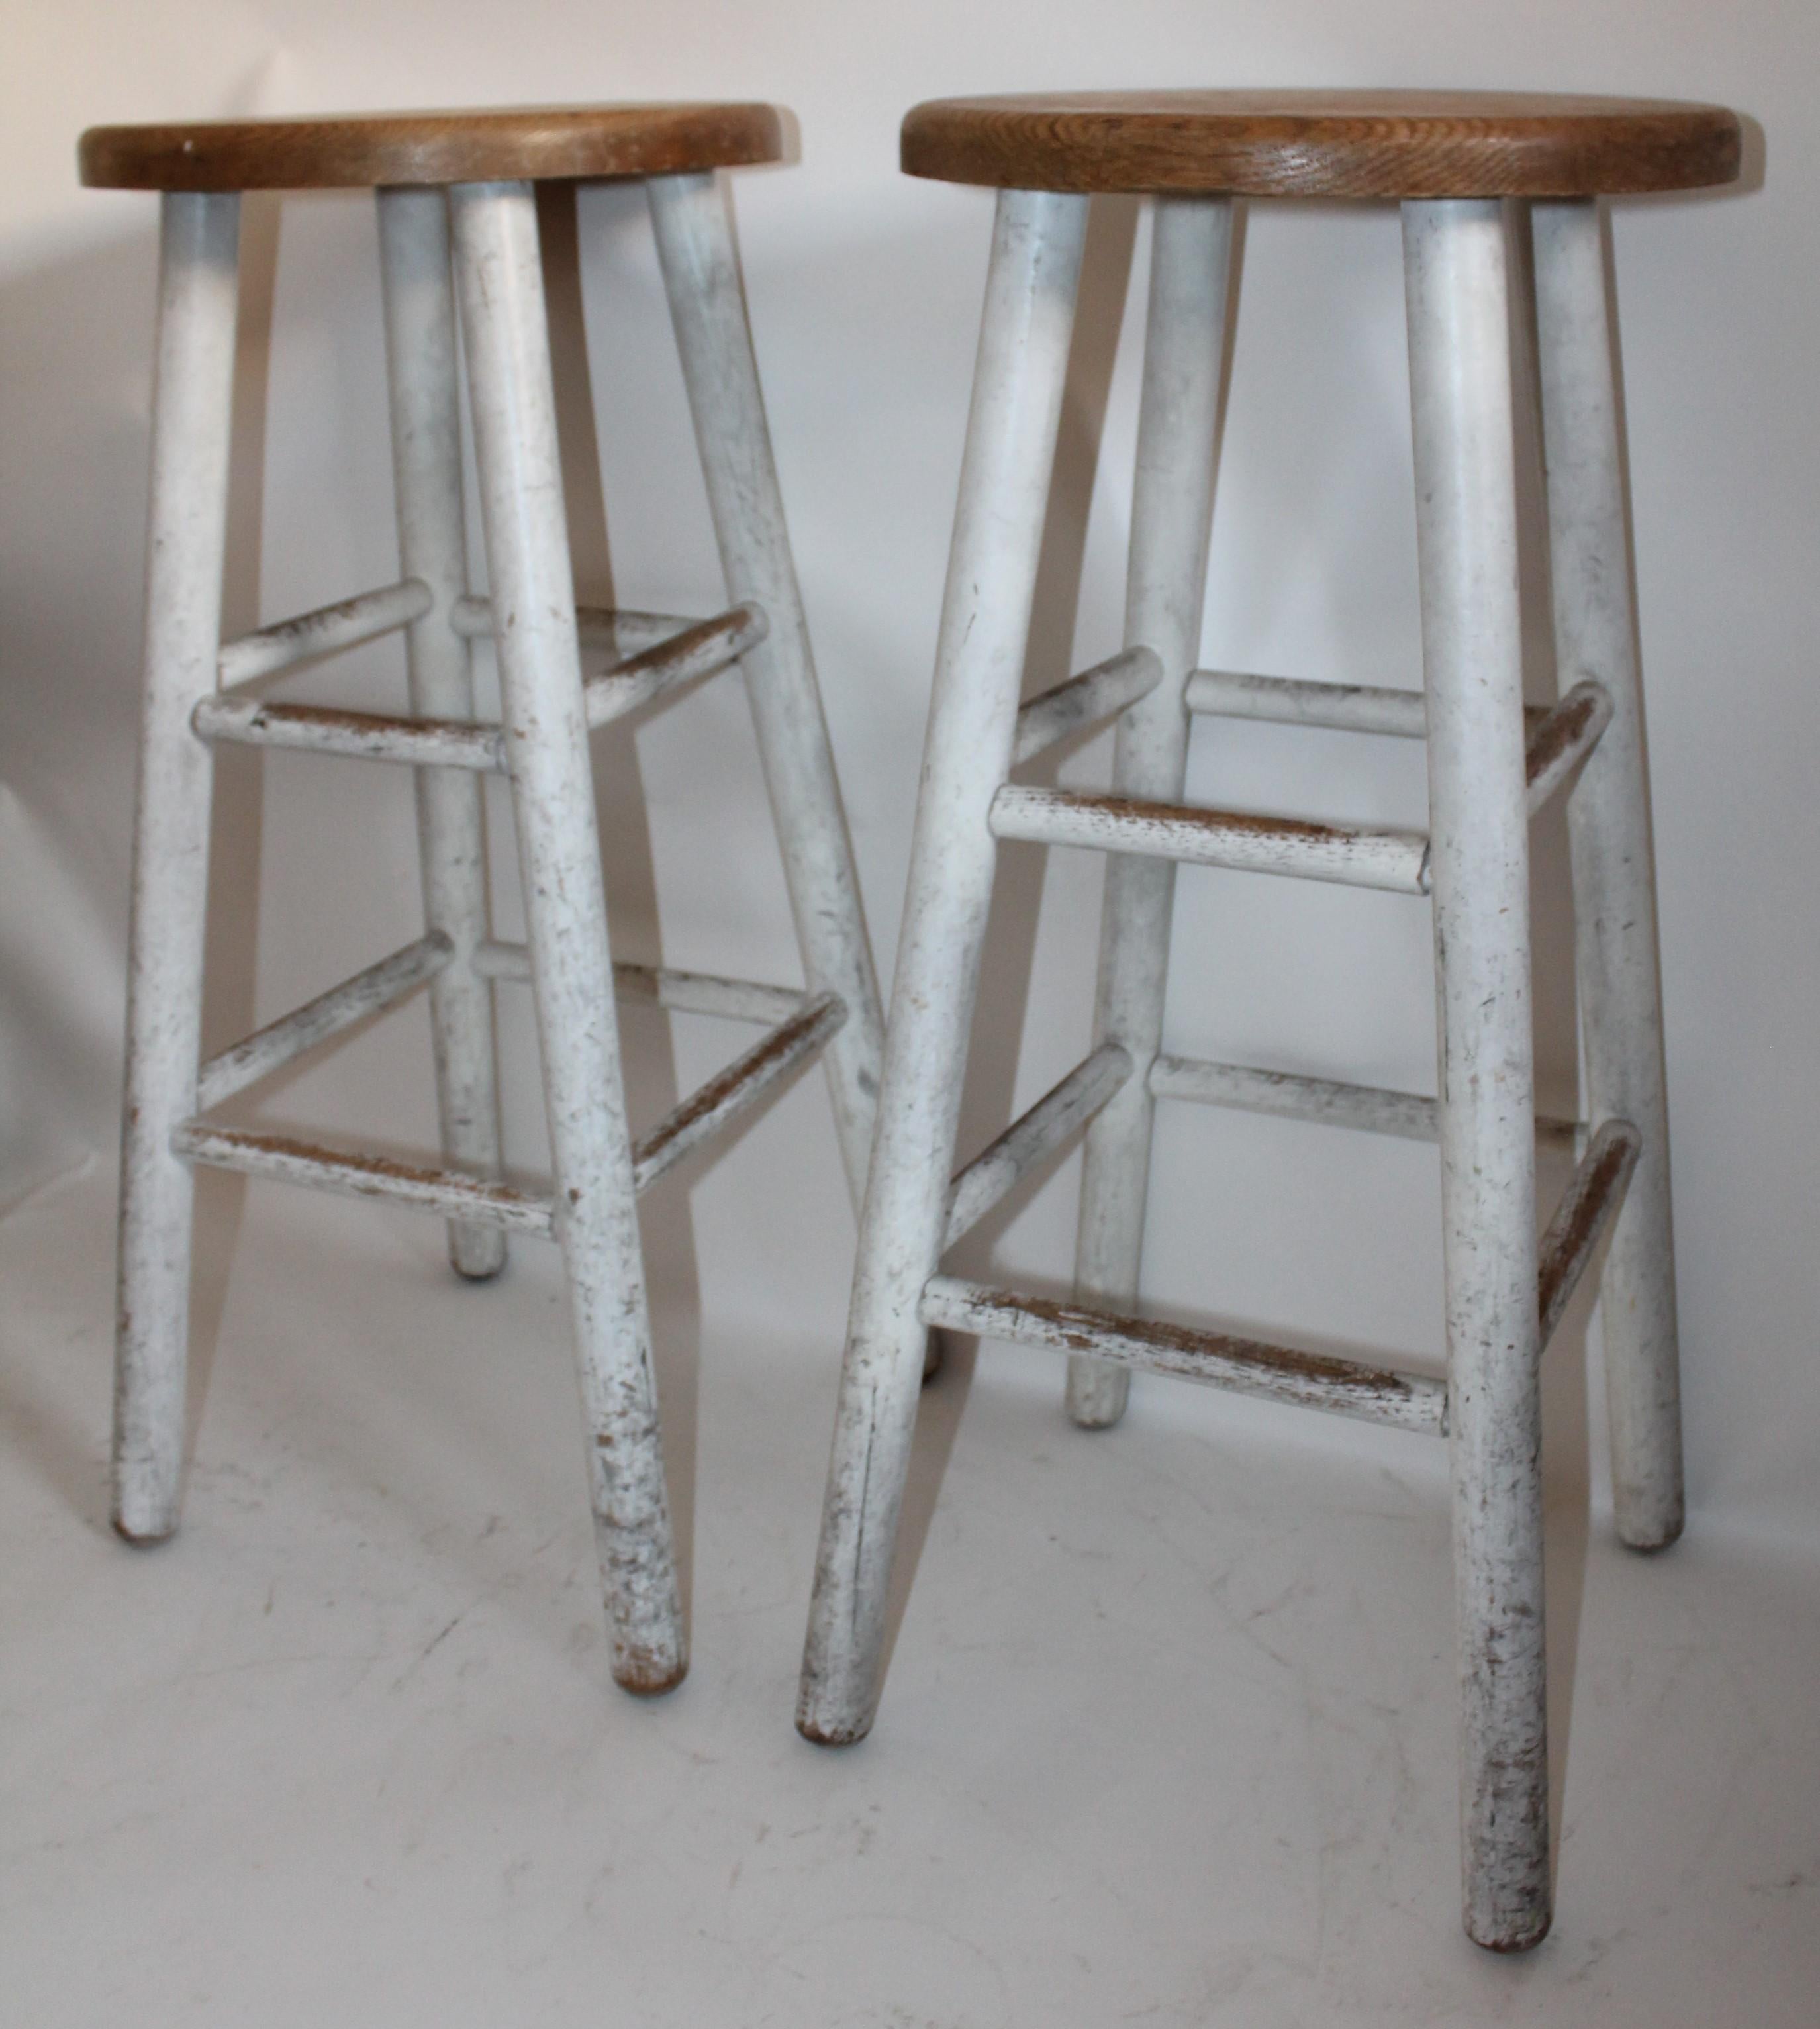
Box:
(79, 103), (785, 192)
(901, 92), (1741, 198)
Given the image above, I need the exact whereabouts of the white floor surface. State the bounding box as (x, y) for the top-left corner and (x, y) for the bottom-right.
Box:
(3, 1159), (1816, 2026)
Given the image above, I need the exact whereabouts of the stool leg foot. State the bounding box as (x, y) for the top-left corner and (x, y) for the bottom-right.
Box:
(1533, 199), (1683, 1552)
(649, 171), (885, 1212)
(114, 191), (242, 1544)
(798, 190), (1090, 1745)
(378, 187), (506, 1284)
(1406, 199), (1551, 1953)
(1070, 196), (1234, 1430)
(454, 181), (684, 1694)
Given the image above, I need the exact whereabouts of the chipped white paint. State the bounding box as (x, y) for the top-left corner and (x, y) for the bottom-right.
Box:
(943, 1042), (1133, 1248)
(113, 189), (241, 1544)
(452, 177), (684, 1695)
(1068, 197), (1233, 1428)
(1147, 1053), (1580, 1154)
(798, 188), (1090, 1748)
(919, 1276), (1449, 1436)
(195, 931), (454, 1110)
(1010, 647), (1163, 766)
(1405, 197), (1549, 1952)
(216, 577), (432, 686)
(649, 170), (885, 1209)
(1533, 198), (1684, 1552)
(378, 185), (507, 1281)
(988, 782), (1433, 893)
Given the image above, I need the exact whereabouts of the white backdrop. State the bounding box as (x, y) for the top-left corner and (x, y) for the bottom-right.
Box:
(2, 1), (1814, 1561)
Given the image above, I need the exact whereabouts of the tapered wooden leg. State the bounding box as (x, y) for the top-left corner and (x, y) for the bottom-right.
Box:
(1405, 198), (1550, 1952)
(1532, 197), (1683, 1551)
(647, 171), (885, 1210)
(1069, 196), (1233, 1428)
(452, 179), (684, 1694)
(798, 189), (1090, 1746)
(113, 190), (241, 1544)
(377, 185), (506, 1282)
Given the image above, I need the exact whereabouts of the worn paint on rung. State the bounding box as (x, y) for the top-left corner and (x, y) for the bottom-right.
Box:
(989, 783), (1433, 893)
(1537, 1118), (1641, 1346)
(216, 577), (432, 687)
(918, 1275), (1448, 1435)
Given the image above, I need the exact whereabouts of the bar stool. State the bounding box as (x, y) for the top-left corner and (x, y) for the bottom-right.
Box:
(798, 92), (1741, 1949)
(81, 105), (884, 1698)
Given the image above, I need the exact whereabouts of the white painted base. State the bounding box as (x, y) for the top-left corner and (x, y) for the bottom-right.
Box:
(7, 1163), (1817, 2024)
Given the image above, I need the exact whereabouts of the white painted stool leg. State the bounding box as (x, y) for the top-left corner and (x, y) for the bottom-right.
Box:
(450, 180), (684, 1693)
(1405, 199), (1550, 1952)
(113, 191), (241, 1543)
(1068, 196), (1233, 1428)
(377, 186), (506, 1283)
(647, 172), (885, 1207)
(798, 189), (1090, 1745)
(1532, 199), (1683, 1551)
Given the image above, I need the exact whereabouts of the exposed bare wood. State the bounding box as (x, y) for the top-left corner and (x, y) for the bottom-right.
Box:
(1537, 1120), (1642, 1347)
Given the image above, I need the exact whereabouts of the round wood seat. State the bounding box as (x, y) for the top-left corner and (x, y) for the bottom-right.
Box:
(901, 91), (1741, 199)
(79, 102), (784, 193)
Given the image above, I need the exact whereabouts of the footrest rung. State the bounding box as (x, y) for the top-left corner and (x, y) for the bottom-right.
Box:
(988, 785), (1431, 894)
(632, 992), (847, 1191)
(197, 932), (454, 1110)
(1149, 1054), (1580, 1154)
(451, 599), (694, 656)
(1012, 649), (1162, 766)
(218, 579), (432, 687)
(173, 1121), (557, 1235)
(1538, 1120), (1641, 1346)
(918, 1275), (1448, 1435)
(1525, 681), (1613, 815)
(1185, 668), (1431, 738)
(474, 942), (808, 1026)
(192, 606), (765, 771)
(944, 1042), (1133, 1248)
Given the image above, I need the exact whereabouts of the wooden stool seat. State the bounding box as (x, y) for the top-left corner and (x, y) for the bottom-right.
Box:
(79, 102), (783, 192)
(901, 90), (1741, 198)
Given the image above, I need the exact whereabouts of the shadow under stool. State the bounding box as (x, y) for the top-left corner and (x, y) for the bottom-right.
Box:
(81, 103), (884, 1697)
(796, 91), (1743, 1950)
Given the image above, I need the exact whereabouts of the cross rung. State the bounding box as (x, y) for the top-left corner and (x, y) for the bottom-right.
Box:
(1148, 1054), (1580, 1154)
(191, 605), (764, 770)
(917, 1275), (1448, 1436)
(988, 785), (1431, 894)
(175, 992), (845, 1232)
(197, 932), (454, 1110)
(1525, 681), (1612, 815)
(217, 579), (432, 687)
(1538, 1120), (1641, 1346)
(474, 941), (808, 1026)
(451, 599), (696, 656)
(173, 1121), (557, 1234)
(632, 991), (847, 1192)
(1012, 649), (1163, 766)
(944, 1042), (1133, 1248)
(1186, 666), (1557, 744)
